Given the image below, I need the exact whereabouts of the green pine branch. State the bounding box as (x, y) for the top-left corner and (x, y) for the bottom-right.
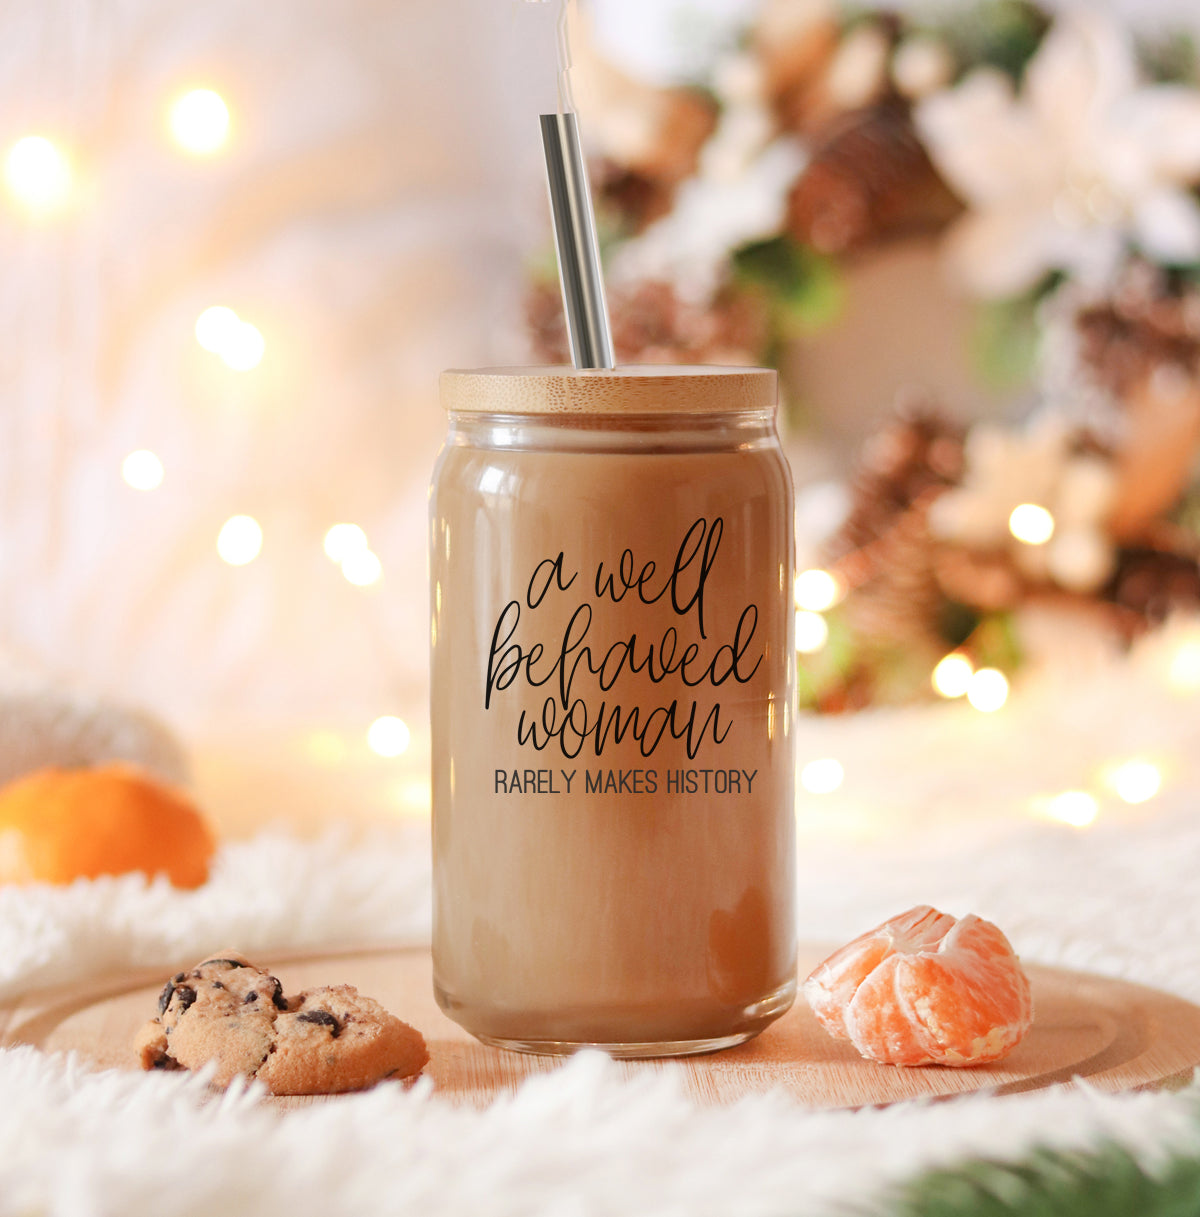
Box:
(884, 1124), (1200, 1217)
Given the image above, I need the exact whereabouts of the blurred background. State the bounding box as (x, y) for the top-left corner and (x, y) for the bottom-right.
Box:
(5, 0), (1200, 833)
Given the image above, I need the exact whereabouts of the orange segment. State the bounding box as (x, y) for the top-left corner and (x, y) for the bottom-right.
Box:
(0, 763), (216, 888)
(804, 936), (892, 1038)
(804, 905), (956, 1037)
(804, 905), (1033, 1067)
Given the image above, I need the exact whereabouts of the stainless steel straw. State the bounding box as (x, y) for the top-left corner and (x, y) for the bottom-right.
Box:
(540, 110), (616, 370)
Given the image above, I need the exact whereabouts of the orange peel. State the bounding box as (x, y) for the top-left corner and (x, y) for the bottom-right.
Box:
(0, 762), (215, 888)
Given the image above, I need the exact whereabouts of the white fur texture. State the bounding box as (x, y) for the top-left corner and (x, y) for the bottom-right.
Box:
(2, 806), (1200, 1215)
(0, 827), (430, 1002)
(0, 1046), (1196, 1217)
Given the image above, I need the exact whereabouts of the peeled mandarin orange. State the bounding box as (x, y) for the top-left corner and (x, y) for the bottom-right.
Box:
(803, 905), (1033, 1067)
(0, 763), (216, 888)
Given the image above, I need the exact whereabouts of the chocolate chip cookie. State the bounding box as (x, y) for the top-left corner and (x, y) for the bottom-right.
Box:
(134, 954), (428, 1095)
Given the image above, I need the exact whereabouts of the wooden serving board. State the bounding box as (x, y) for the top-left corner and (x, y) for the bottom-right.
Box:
(3, 945), (1200, 1110)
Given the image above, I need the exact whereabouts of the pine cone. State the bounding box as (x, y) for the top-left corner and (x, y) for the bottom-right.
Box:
(827, 402), (965, 559)
(591, 89), (717, 236)
(823, 404), (965, 650)
(525, 281), (572, 366)
(1076, 273), (1200, 399)
(1108, 546), (1200, 624)
(1072, 271), (1200, 540)
(835, 506), (946, 650)
(524, 279), (769, 367)
(786, 102), (961, 255)
(594, 161), (678, 233)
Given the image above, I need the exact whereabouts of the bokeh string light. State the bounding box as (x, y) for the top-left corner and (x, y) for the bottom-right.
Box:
(194, 306), (264, 370)
(8, 80), (387, 605)
(4, 135), (71, 215)
(195, 306), (239, 352)
(965, 667), (1009, 712)
(121, 450), (164, 491)
(932, 652), (973, 698)
(794, 568), (844, 613)
(322, 524), (382, 586)
(790, 613), (1193, 829)
(217, 515), (263, 566)
(800, 758), (844, 794)
(324, 524), (368, 563)
(794, 610), (829, 654)
(1041, 790), (1099, 828)
(169, 89), (231, 156)
(367, 716), (411, 758)
(792, 568), (841, 656)
(342, 549), (383, 587)
(1008, 503), (1056, 546)
(1106, 759), (1162, 805)
(220, 321), (265, 371)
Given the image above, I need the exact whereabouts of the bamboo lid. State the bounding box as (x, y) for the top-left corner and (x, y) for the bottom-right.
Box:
(439, 365), (777, 415)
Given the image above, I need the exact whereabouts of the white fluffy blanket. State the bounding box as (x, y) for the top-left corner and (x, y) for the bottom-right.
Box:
(2, 804), (1199, 1216)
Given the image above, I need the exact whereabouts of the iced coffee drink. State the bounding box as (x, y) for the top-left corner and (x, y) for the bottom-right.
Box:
(430, 366), (796, 1056)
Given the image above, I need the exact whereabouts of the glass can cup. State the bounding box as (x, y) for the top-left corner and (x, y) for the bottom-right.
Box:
(429, 366), (796, 1057)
